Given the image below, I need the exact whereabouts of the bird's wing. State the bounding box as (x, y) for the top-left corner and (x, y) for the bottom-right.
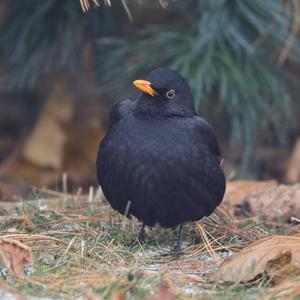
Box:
(108, 98), (133, 125)
(193, 116), (222, 163)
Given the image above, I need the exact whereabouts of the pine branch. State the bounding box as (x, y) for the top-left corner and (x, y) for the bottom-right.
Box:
(97, 0), (300, 176)
(80, 0), (101, 12)
(79, 0), (168, 21)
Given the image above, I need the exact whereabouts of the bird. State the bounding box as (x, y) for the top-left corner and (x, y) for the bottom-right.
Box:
(96, 67), (226, 254)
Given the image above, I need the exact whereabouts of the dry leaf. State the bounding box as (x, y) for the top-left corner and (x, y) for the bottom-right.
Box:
(0, 238), (33, 279)
(23, 80), (73, 169)
(0, 181), (30, 201)
(243, 183), (300, 222)
(110, 292), (125, 300)
(286, 138), (300, 183)
(145, 281), (176, 300)
(7, 159), (58, 188)
(24, 117), (66, 168)
(264, 279), (300, 300)
(62, 124), (105, 185)
(209, 235), (300, 283)
(221, 180), (277, 214)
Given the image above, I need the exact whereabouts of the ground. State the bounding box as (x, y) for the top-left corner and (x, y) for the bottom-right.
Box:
(0, 187), (299, 300)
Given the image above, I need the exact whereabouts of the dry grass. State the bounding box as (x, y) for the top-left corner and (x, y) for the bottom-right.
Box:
(0, 187), (290, 299)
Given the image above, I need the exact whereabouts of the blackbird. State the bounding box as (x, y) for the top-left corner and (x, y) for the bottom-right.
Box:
(97, 67), (226, 252)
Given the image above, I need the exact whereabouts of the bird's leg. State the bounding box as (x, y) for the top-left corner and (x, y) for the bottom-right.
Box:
(172, 223), (184, 256)
(137, 223), (146, 243)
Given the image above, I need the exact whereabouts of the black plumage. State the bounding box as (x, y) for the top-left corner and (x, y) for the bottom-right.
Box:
(97, 67), (226, 234)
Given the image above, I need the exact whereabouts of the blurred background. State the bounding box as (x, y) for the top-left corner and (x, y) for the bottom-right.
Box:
(0, 0), (300, 199)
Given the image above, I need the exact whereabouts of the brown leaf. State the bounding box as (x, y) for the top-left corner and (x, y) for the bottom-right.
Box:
(209, 235), (300, 283)
(145, 281), (176, 300)
(0, 181), (30, 201)
(110, 292), (125, 300)
(0, 237), (33, 279)
(264, 279), (300, 300)
(62, 125), (105, 185)
(23, 80), (73, 169)
(243, 183), (300, 222)
(7, 159), (58, 188)
(286, 138), (300, 183)
(221, 180), (278, 214)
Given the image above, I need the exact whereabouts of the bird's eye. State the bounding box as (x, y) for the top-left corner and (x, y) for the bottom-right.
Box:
(166, 89), (175, 99)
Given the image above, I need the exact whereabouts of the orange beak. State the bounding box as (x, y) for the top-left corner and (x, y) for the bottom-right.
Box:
(133, 80), (158, 96)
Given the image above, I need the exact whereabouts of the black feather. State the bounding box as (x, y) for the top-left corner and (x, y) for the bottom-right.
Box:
(97, 67), (226, 228)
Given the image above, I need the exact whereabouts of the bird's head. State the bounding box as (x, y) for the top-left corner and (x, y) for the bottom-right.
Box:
(133, 67), (195, 116)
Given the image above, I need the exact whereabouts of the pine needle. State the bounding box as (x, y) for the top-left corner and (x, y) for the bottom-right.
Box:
(80, 0), (100, 12)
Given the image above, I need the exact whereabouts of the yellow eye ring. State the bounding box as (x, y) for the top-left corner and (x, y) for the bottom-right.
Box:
(166, 89), (175, 99)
